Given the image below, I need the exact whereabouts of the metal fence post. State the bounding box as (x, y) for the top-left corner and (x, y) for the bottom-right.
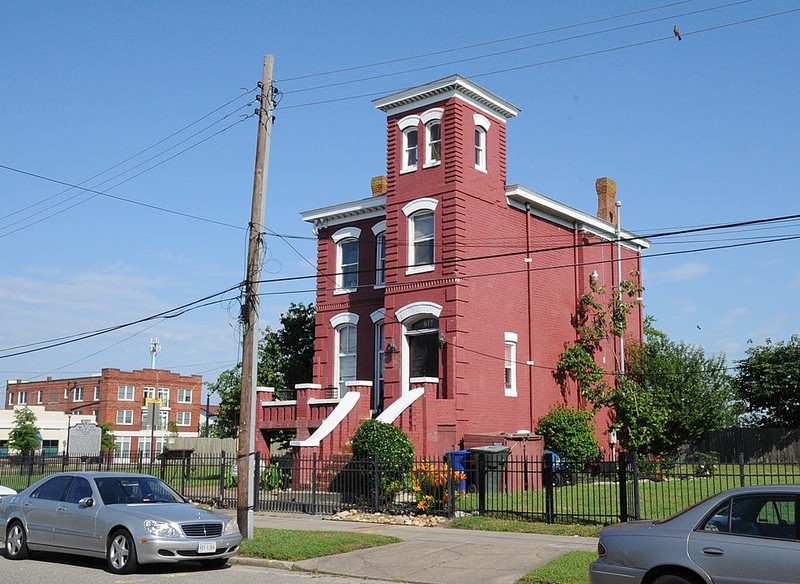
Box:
(219, 451), (226, 507)
(447, 459), (455, 518)
(254, 451), (261, 512)
(631, 450), (641, 521)
(738, 451), (745, 487)
(544, 451), (554, 524)
(373, 454), (380, 511)
(618, 451), (629, 522)
(311, 452), (317, 515)
(477, 452), (486, 516)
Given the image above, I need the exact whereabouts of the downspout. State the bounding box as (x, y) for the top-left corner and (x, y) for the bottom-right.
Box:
(616, 201), (624, 376)
(573, 221), (581, 407)
(525, 204), (534, 429)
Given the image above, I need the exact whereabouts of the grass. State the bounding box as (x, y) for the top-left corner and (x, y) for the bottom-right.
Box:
(237, 527), (402, 561)
(516, 551), (595, 584)
(448, 515), (602, 538)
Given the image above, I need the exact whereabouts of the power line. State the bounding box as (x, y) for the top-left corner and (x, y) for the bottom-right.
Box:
(275, 0), (698, 83)
(279, 7), (799, 111)
(281, 0), (752, 96)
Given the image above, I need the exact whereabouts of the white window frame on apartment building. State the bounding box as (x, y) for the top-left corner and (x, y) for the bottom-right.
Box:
(421, 108), (443, 167)
(332, 227), (361, 294)
(402, 198), (438, 275)
(73, 386), (84, 402)
(372, 221), (386, 288)
(116, 409), (134, 425)
(178, 388), (192, 403)
(504, 332), (518, 397)
(118, 385), (134, 401)
(176, 411), (192, 427)
(398, 115), (420, 173)
(474, 113), (491, 173)
(331, 312), (359, 399)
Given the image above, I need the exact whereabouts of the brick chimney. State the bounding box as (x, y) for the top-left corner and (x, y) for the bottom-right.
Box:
(371, 175), (387, 196)
(595, 177), (617, 224)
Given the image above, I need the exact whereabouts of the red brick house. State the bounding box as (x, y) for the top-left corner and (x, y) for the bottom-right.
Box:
(5, 368), (202, 459)
(258, 75), (648, 461)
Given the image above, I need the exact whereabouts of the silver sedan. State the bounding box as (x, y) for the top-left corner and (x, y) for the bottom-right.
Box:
(589, 484), (800, 584)
(0, 471), (241, 574)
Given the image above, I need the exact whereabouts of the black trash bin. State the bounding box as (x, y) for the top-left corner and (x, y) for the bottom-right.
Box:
(468, 444), (510, 494)
(444, 450), (470, 491)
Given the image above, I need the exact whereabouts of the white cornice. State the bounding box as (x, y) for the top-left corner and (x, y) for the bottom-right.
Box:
(373, 75), (520, 120)
(505, 185), (650, 250)
(301, 195), (386, 229)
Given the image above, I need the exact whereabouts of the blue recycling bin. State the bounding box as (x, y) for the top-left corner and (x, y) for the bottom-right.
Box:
(445, 450), (470, 491)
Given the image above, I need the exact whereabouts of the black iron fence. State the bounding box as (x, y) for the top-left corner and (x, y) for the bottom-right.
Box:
(2, 450), (799, 525)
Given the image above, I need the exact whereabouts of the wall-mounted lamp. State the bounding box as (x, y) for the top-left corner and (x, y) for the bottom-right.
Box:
(438, 332), (446, 348)
(589, 270), (600, 285)
(386, 337), (397, 353)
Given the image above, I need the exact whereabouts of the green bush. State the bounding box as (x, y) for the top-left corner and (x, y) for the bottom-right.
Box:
(350, 420), (415, 508)
(535, 406), (599, 463)
(351, 419), (415, 472)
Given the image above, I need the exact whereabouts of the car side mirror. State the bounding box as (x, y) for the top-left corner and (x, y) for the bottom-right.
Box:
(79, 497), (94, 508)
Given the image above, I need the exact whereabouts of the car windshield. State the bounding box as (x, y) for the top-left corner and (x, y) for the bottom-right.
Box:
(95, 476), (185, 505)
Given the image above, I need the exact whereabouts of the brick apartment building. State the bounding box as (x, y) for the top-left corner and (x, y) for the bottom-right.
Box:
(5, 368), (202, 459)
(256, 74), (650, 461)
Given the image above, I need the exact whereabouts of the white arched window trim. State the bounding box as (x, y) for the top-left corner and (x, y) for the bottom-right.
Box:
(395, 301), (442, 322)
(402, 198), (438, 217)
(330, 312), (359, 328)
(332, 227), (361, 243)
(420, 108), (443, 124)
(371, 221), (386, 236)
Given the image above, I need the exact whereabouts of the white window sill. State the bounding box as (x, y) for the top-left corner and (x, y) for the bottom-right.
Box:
(333, 288), (357, 296)
(406, 265), (434, 276)
(400, 166), (417, 175)
(504, 388), (518, 397)
(423, 160), (441, 169)
(474, 165), (487, 174)
(373, 283), (386, 290)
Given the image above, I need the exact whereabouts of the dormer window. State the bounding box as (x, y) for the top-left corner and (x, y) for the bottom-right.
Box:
(332, 227), (361, 294)
(473, 113), (491, 173)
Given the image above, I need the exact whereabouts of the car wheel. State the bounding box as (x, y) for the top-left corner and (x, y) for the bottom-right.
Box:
(201, 557), (229, 569)
(5, 521), (29, 560)
(551, 472), (564, 487)
(107, 529), (138, 575)
(653, 574), (694, 584)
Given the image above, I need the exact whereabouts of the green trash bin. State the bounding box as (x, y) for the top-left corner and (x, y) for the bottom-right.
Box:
(468, 444), (510, 494)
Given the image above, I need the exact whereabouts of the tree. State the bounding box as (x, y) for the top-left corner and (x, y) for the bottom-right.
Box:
(209, 302), (315, 438)
(99, 422), (117, 451)
(626, 318), (741, 453)
(8, 407), (40, 454)
(556, 272), (664, 450)
(736, 335), (800, 427)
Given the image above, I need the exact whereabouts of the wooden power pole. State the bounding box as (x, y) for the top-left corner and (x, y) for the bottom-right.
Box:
(237, 55), (275, 539)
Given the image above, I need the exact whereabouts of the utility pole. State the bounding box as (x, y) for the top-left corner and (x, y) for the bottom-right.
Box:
(237, 55), (275, 540)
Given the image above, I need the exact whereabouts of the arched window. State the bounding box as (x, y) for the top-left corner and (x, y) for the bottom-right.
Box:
(473, 113), (491, 173)
(335, 324), (357, 398)
(332, 227), (361, 293)
(426, 120), (441, 166)
(402, 198), (437, 274)
(407, 317), (440, 379)
(403, 127), (418, 171)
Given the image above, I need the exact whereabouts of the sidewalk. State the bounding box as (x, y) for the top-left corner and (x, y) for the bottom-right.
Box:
(232, 513), (598, 584)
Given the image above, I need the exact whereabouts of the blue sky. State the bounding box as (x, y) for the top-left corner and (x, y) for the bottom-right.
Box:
(2, 1), (799, 403)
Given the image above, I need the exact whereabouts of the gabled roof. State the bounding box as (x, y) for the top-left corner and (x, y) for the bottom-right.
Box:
(372, 75), (520, 120)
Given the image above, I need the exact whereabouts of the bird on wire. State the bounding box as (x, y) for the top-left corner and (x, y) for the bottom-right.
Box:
(674, 25), (682, 41)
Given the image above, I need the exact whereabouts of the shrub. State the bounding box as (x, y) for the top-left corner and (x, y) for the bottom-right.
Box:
(535, 405), (599, 463)
(350, 420), (415, 508)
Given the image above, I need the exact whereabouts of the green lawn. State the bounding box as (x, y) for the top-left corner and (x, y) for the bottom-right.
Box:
(238, 527), (402, 561)
(516, 551), (595, 584)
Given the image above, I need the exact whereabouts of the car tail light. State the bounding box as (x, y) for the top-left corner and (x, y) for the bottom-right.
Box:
(597, 540), (607, 557)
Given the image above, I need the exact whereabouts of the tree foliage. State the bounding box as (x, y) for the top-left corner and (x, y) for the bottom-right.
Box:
(736, 335), (800, 427)
(99, 422), (117, 451)
(556, 273), (661, 450)
(9, 407), (40, 454)
(626, 318), (740, 453)
(208, 302), (315, 438)
(535, 406), (599, 462)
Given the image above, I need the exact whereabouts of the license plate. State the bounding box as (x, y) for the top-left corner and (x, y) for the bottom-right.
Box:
(198, 541), (217, 554)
